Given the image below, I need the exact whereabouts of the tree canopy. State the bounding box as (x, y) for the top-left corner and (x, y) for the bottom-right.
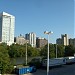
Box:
(0, 43), (75, 73)
(0, 44), (13, 74)
(64, 45), (75, 56)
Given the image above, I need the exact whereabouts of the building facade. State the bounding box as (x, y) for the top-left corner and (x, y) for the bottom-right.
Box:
(69, 38), (75, 47)
(0, 12), (15, 45)
(61, 34), (69, 46)
(56, 38), (62, 45)
(36, 37), (48, 48)
(56, 34), (69, 46)
(16, 34), (29, 45)
(25, 32), (36, 47)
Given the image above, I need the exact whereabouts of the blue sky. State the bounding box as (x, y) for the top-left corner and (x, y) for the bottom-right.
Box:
(0, 0), (74, 43)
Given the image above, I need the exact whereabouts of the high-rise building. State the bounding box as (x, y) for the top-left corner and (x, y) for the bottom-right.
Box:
(0, 12), (15, 45)
(56, 34), (69, 46)
(25, 32), (36, 47)
(36, 37), (48, 48)
(61, 34), (69, 45)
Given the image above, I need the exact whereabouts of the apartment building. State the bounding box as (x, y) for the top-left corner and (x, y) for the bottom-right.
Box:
(25, 32), (36, 47)
(0, 12), (15, 45)
(36, 37), (48, 48)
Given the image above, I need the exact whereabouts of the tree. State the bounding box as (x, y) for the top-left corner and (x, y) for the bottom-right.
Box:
(40, 45), (47, 58)
(0, 46), (13, 74)
(8, 43), (40, 58)
(40, 44), (55, 58)
(65, 45), (75, 56)
(27, 46), (40, 57)
(56, 45), (64, 57)
(49, 44), (55, 58)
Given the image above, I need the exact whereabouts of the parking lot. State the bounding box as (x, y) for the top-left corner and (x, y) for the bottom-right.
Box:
(1, 64), (75, 75)
(25, 64), (75, 75)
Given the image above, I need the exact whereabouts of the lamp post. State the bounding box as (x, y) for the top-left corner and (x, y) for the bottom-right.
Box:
(56, 43), (57, 58)
(44, 31), (53, 75)
(26, 42), (28, 65)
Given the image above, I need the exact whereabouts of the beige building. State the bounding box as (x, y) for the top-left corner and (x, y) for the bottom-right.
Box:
(16, 35), (29, 45)
(56, 34), (69, 46)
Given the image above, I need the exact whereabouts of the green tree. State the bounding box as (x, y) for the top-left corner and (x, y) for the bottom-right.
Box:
(0, 46), (13, 74)
(27, 46), (40, 57)
(8, 43), (40, 58)
(40, 45), (47, 58)
(8, 44), (25, 57)
(65, 45), (75, 56)
(49, 44), (55, 58)
(56, 45), (64, 57)
(40, 44), (55, 58)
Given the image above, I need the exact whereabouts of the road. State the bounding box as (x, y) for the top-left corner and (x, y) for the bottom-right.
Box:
(25, 64), (75, 75)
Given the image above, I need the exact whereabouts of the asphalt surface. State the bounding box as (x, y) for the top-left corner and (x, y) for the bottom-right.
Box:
(1, 64), (75, 75)
(25, 64), (75, 75)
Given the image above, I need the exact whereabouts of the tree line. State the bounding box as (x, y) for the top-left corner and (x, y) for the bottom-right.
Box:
(41, 44), (75, 58)
(0, 43), (75, 73)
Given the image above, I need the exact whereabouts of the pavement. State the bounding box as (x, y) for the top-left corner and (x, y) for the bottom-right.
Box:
(1, 64), (75, 75)
(26, 64), (75, 75)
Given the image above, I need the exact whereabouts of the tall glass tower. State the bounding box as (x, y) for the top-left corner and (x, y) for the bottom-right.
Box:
(0, 12), (15, 45)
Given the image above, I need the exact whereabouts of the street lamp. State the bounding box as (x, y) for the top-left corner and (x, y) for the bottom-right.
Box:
(56, 43), (57, 58)
(26, 42), (28, 65)
(44, 31), (53, 75)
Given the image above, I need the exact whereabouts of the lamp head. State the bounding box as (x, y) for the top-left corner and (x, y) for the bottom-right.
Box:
(44, 31), (53, 34)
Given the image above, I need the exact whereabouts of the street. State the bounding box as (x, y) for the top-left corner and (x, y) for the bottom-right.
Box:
(25, 64), (75, 75)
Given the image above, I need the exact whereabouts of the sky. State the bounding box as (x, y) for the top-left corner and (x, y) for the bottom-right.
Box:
(0, 0), (74, 44)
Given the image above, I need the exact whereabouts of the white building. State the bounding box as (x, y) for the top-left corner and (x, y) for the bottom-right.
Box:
(61, 34), (69, 46)
(0, 12), (15, 45)
(25, 32), (36, 47)
(56, 34), (69, 46)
